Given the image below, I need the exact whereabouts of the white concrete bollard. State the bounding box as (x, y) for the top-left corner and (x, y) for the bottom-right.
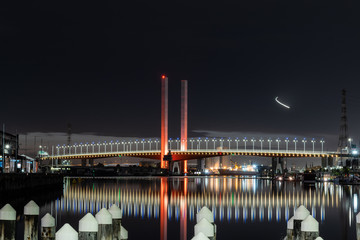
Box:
(293, 205), (310, 239)
(191, 232), (210, 240)
(315, 237), (324, 240)
(194, 218), (215, 240)
(196, 207), (214, 223)
(24, 200), (40, 240)
(0, 204), (16, 240)
(119, 226), (128, 240)
(286, 216), (294, 240)
(357, 212), (360, 240)
(79, 213), (98, 240)
(196, 207), (216, 239)
(95, 208), (113, 240)
(300, 215), (319, 240)
(41, 213), (55, 240)
(108, 204), (122, 240)
(56, 223), (78, 240)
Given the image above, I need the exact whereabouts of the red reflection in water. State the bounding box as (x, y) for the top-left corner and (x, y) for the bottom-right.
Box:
(180, 178), (188, 240)
(160, 178), (168, 240)
(160, 178), (188, 240)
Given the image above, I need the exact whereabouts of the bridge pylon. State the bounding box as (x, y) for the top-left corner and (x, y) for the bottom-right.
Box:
(272, 157), (286, 176)
(180, 79), (188, 173)
(161, 75), (169, 169)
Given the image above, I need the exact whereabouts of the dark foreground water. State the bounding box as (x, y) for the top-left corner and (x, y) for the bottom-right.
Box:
(4, 176), (359, 239)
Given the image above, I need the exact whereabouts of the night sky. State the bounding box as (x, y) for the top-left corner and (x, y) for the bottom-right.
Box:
(2, 0), (360, 150)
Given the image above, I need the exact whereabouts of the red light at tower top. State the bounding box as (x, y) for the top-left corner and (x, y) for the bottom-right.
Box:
(161, 75), (166, 79)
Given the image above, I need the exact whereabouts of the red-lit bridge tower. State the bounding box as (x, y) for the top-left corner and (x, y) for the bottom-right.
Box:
(181, 80), (188, 173)
(161, 75), (169, 169)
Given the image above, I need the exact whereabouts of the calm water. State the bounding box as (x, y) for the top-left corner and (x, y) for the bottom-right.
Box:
(7, 176), (359, 239)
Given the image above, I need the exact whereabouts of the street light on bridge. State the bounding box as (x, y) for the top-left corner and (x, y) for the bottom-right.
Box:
(302, 138), (307, 152)
(141, 139), (145, 151)
(169, 138), (173, 150)
(66, 145), (71, 155)
(176, 138), (180, 150)
(148, 139), (152, 151)
(276, 138), (281, 152)
(115, 140), (119, 152)
(259, 138), (264, 152)
(91, 142), (95, 153)
(80, 143), (84, 154)
(97, 142), (101, 153)
(311, 138), (315, 153)
(227, 138), (232, 150)
(154, 139), (159, 150)
(320, 139), (325, 153)
(251, 138), (256, 152)
(197, 138), (201, 150)
(190, 138), (194, 150)
(212, 138), (217, 150)
(219, 138), (224, 149)
(293, 138), (298, 153)
(135, 139), (139, 151)
(243, 137), (248, 151)
(285, 138), (289, 152)
(204, 137), (209, 150)
(235, 137), (239, 151)
(74, 143), (77, 154)
(109, 141), (113, 153)
(122, 141), (126, 151)
(86, 142), (89, 154)
(268, 138), (272, 151)
(103, 141), (107, 153)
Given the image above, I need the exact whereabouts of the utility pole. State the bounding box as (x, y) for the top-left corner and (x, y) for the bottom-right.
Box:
(67, 123), (72, 146)
(2, 124), (4, 172)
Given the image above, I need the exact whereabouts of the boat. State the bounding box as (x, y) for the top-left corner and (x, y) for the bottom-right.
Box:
(316, 172), (333, 182)
(302, 170), (316, 184)
(218, 165), (259, 176)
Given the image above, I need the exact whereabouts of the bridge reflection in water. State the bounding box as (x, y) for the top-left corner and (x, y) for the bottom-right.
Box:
(55, 177), (358, 239)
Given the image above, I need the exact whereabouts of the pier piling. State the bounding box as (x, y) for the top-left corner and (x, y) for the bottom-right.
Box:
(24, 200), (40, 240)
(119, 226), (128, 240)
(108, 204), (122, 240)
(0, 204), (16, 240)
(286, 217), (294, 240)
(95, 208), (113, 240)
(194, 218), (215, 240)
(191, 232), (210, 240)
(299, 215), (319, 240)
(293, 205), (310, 239)
(79, 213), (98, 240)
(41, 213), (55, 240)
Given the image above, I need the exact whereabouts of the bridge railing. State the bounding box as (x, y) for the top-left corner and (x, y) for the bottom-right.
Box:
(44, 149), (333, 159)
(45, 137), (331, 158)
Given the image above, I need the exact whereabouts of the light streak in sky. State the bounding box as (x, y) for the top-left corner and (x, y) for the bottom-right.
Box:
(275, 97), (290, 109)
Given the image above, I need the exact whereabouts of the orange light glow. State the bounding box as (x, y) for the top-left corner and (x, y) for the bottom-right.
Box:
(161, 75), (166, 79)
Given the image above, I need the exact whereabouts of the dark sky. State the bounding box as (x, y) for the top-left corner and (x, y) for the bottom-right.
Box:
(2, 0), (360, 149)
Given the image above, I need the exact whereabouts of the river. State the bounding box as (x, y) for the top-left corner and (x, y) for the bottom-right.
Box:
(4, 176), (358, 239)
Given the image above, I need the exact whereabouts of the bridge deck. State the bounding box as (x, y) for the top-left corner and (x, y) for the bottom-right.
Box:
(41, 150), (339, 161)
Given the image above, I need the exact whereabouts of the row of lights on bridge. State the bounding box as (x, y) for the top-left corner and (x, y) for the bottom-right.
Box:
(46, 137), (327, 156)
